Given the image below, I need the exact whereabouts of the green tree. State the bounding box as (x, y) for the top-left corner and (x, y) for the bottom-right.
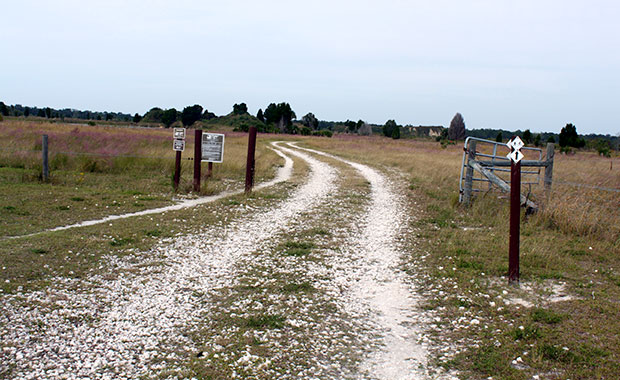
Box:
(181, 104), (203, 127)
(534, 133), (541, 147)
(547, 135), (555, 144)
(143, 107), (164, 122)
(132, 113), (142, 123)
(24, 107), (30, 117)
(264, 103), (296, 132)
(232, 103), (248, 115)
(0, 102), (8, 116)
(256, 109), (264, 123)
(383, 120), (397, 137)
(38, 109), (46, 117)
(448, 113), (466, 140)
(391, 123), (400, 139)
(301, 113), (319, 130)
(523, 129), (532, 144)
(496, 132), (503, 142)
(558, 123), (584, 148)
(344, 119), (357, 132)
(161, 108), (178, 128)
(105, 112), (113, 121)
(45, 107), (52, 118)
(202, 109), (216, 120)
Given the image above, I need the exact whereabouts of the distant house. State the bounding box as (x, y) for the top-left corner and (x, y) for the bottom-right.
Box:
(405, 125), (444, 138)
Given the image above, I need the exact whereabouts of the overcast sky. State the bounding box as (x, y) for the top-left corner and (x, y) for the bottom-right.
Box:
(1, 0), (619, 135)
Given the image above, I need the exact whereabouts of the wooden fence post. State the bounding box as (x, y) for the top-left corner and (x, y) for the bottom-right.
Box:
(42, 134), (49, 181)
(193, 129), (202, 192)
(544, 143), (554, 196)
(245, 126), (257, 193)
(463, 140), (476, 205)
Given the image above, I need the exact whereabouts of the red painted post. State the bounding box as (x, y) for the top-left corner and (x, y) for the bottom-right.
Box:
(508, 144), (521, 284)
(193, 129), (202, 192)
(245, 126), (257, 193)
(173, 150), (182, 190)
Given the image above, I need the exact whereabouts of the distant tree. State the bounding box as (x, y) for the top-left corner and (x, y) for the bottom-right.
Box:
(391, 124), (400, 139)
(133, 113), (142, 123)
(523, 129), (532, 144)
(448, 113), (466, 140)
(202, 109), (216, 120)
(96, 115), (102, 120)
(181, 104), (203, 127)
(38, 109), (46, 117)
(45, 107), (52, 118)
(358, 122), (372, 136)
(344, 119), (357, 133)
(161, 108), (178, 128)
(301, 113), (319, 130)
(0, 114), (3, 122)
(24, 107), (30, 117)
(256, 109), (265, 123)
(300, 126), (312, 136)
(143, 107), (164, 122)
(0, 102), (8, 116)
(105, 112), (113, 121)
(496, 132), (503, 142)
(383, 120), (397, 137)
(558, 123), (584, 148)
(533, 133), (541, 147)
(547, 135), (556, 144)
(232, 103), (248, 115)
(264, 103), (296, 133)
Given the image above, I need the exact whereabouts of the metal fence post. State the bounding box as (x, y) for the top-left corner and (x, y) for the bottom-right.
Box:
(544, 143), (554, 196)
(42, 134), (49, 181)
(463, 140), (476, 205)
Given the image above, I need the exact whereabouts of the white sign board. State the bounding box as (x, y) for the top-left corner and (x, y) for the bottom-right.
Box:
(173, 128), (186, 139)
(173, 139), (185, 152)
(201, 133), (225, 163)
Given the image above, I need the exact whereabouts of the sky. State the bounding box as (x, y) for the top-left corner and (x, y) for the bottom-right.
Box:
(1, 0), (619, 135)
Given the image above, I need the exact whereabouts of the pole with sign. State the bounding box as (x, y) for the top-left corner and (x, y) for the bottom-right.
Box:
(172, 128), (186, 191)
(507, 136), (524, 284)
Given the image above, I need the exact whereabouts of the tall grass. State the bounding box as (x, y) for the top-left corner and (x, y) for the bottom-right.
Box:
(304, 135), (619, 244)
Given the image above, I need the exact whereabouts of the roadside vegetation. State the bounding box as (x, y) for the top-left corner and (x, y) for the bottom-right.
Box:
(0, 119), (281, 237)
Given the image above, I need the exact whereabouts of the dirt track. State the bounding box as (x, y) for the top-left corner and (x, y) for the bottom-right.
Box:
(0, 143), (454, 379)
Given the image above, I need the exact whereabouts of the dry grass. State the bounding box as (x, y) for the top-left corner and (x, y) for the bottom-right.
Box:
(303, 134), (620, 379)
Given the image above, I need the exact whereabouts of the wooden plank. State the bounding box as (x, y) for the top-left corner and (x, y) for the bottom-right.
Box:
(469, 160), (538, 210)
(463, 140), (476, 205)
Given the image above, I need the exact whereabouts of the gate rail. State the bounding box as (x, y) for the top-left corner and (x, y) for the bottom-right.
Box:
(459, 137), (554, 210)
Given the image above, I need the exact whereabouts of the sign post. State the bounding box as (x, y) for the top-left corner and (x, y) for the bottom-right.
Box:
(507, 136), (524, 284)
(245, 126), (257, 193)
(172, 128), (185, 191)
(194, 129), (202, 192)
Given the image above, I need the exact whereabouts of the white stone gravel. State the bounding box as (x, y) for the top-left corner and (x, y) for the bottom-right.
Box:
(0, 144), (336, 379)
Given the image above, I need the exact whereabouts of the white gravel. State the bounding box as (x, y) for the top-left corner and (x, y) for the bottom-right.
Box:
(0, 142), (451, 379)
(0, 144), (336, 379)
(291, 143), (432, 379)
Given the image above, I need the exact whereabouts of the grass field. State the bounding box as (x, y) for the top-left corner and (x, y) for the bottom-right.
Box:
(0, 120), (281, 236)
(303, 135), (620, 380)
(1, 118), (618, 379)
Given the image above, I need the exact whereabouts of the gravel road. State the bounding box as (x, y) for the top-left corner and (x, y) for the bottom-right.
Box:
(0, 143), (449, 379)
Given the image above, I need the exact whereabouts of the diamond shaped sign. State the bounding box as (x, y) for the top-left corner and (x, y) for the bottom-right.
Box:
(507, 136), (524, 151)
(507, 149), (524, 163)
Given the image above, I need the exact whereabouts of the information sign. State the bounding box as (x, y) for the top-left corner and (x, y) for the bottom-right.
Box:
(174, 128), (186, 139)
(173, 139), (185, 152)
(201, 133), (225, 163)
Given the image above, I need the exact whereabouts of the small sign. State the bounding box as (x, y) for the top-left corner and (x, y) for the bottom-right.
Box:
(507, 136), (524, 151)
(173, 128), (186, 139)
(506, 136), (524, 163)
(173, 139), (185, 152)
(201, 133), (225, 163)
(508, 149), (524, 163)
